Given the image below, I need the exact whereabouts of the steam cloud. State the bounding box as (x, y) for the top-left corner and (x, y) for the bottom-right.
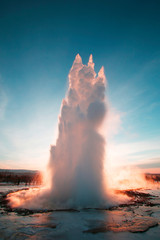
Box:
(7, 56), (159, 209)
(7, 54), (109, 209)
(48, 54), (108, 208)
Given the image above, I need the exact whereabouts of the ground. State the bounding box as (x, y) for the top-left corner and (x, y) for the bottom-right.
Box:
(0, 185), (160, 240)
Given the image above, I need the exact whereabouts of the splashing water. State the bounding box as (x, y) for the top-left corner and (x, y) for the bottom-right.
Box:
(7, 55), (159, 209)
(48, 54), (108, 208)
(8, 54), (110, 209)
(7, 54), (160, 210)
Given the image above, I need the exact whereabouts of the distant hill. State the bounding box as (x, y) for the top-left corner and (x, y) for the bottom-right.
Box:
(145, 173), (160, 182)
(0, 169), (42, 185)
(0, 169), (38, 174)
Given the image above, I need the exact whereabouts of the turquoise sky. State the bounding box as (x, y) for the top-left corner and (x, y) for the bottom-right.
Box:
(0, 0), (160, 170)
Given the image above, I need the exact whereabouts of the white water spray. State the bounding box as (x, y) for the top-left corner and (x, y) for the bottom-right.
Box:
(7, 54), (110, 209)
(48, 54), (108, 208)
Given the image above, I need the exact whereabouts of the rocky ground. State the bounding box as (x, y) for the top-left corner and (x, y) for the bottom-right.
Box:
(0, 185), (160, 239)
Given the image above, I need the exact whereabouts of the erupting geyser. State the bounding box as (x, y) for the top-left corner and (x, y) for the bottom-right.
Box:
(8, 54), (110, 209)
(48, 54), (108, 208)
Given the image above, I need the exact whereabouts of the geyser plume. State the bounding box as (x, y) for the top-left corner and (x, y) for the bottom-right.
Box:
(48, 54), (107, 208)
(7, 55), (158, 210)
(7, 54), (109, 209)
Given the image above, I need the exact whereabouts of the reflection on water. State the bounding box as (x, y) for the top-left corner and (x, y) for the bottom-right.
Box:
(0, 185), (160, 240)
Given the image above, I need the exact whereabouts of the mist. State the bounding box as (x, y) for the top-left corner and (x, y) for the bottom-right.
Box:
(47, 54), (108, 208)
(7, 55), (112, 209)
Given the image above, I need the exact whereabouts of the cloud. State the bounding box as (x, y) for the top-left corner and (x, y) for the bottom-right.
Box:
(136, 158), (160, 169)
(107, 137), (160, 168)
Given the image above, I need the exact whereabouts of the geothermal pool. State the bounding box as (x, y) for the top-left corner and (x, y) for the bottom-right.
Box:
(0, 185), (160, 240)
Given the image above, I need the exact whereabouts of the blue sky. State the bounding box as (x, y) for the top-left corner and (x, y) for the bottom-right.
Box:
(0, 0), (160, 170)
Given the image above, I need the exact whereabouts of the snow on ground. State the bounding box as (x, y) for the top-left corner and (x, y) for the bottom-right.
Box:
(0, 185), (160, 240)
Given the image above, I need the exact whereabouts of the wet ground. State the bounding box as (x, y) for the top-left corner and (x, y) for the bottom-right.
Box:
(0, 185), (160, 240)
